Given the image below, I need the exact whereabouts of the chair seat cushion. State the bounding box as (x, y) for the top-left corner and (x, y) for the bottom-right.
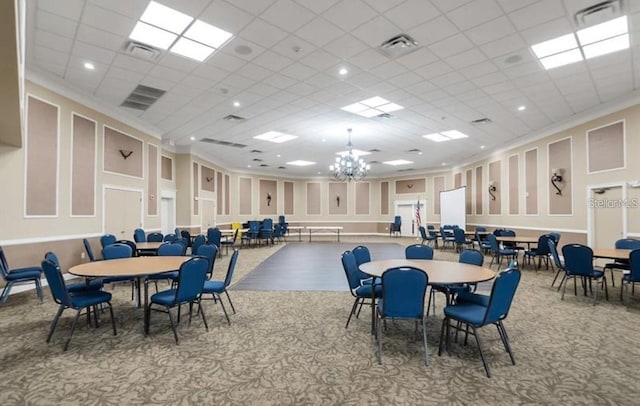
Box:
(355, 284), (382, 298)
(592, 269), (605, 278)
(202, 280), (225, 293)
(499, 249), (515, 255)
(150, 289), (177, 306)
(443, 303), (486, 326)
(6, 267), (42, 280)
(67, 279), (104, 293)
(456, 291), (490, 307)
(70, 290), (112, 308)
(146, 271), (179, 281)
(361, 277), (381, 286)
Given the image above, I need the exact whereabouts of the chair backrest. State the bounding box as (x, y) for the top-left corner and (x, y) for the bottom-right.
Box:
(42, 259), (72, 307)
(562, 244), (594, 277)
(196, 244), (218, 278)
(278, 215), (287, 225)
(207, 228), (222, 247)
(223, 249), (239, 287)
(100, 234), (117, 249)
(192, 235), (206, 254)
(341, 251), (363, 290)
(405, 244), (434, 260)
(615, 238), (640, 250)
(133, 228), (146, 243)
(248, 221), (260, 236)
(475, 230), (485, 243)
(180, 230), (192, 246)
(262, 218), (273, 230)
(44, 251), (60, 266)
(475, 226), (487, 232)
(502, 230), (516, 237)
(393, 216), (401, 226)
(381, 267), (428, 319)
(459, 249), (484, 266)
(115, 240), (137, 257)
(0, 246), (9, 277)
(174, 257), (209, 304)
(548, 232), (561, 245)
(102, 243), (133, 260)
(547, 239), (563, 269)
(534, 234), (552, 255)
(352, 245), (371, 266)
(163, 233), (178, 242)
(487, 234), (500, 253)
(483, 268), (521, 324)
(157, 242), (185, 256)
(83, 238), (96, 262)
(628, 249), (640, 282)
(147, 232), (164, 242)
(427, 225), (437, 237)
(453, 228), (467, 243)
(273, 224), (283, 238)
(418, 226), (427, 240)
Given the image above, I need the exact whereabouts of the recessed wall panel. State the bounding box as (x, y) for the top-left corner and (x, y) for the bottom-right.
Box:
(454, 173), (462, 188)
(434, 176), (445, 215)
(201, 166), (215, 192)
(489, 161), (501, 215)
(465, 169), (472, 215)
(508, 154), (519, 215)
(193, 162), (198, 215)
(475, 166), (483, 215)
(260, 179), (277, 215)
(587, 120), (624, 173)
(329, 182), (347, 215)
(355, 182), (370, 215)
(284, 181), (294, 215)
(71, 113), (95, 216)
(103, 126), (143, 178)
(217, 172), (223, 215)
(549, 138), (572, 215)
(161, 156), (173, 180)
(307, 182), (321, 215)
(380, 181), (389, 215)
(224, 174), (230, 215)
(239, 178), (252, 215)
(147, 144), (158, 216)
(525, 149), (538, 215)
(395, 178), (425, 194)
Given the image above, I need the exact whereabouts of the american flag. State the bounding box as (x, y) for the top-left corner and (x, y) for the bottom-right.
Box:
(415, 199), (422, 228)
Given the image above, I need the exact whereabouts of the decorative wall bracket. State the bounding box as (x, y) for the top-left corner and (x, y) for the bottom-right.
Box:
(488, 181), (497, 201)
(267, 193), (272, 206)
(551, 168), (563, 196)
(119, 149), (133, 159)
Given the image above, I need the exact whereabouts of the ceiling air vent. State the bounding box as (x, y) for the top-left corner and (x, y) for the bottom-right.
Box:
(378, 34), (420, 58)
(259, 164), (269, 167)
(252, 158), (263, 162)
(397, 168), (414, 172)
(574, 0), (621, 27)
(250, 149), (263, 154)
(200, 138), (247, 148)
(120, 84), (166, 111)
(369, 160), (381, 164)
(408, 148), (421, 153)
(471, 117), (492, 125)
(124, 41), (162, 61)
(376, 113), (393, 119)
(278, 166), (286, 169)
(369, 148), (381, 153)
(224, 114), (246, 121)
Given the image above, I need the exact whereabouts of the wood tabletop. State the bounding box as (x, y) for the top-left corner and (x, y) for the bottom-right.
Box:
(496, 236), (539, 244)
(135, 242), (164, 250)
(306, 226), (344, 230)
(69, 256), (189, 278)
(359, 259), (496, 284)
(592, 248), (632, 260)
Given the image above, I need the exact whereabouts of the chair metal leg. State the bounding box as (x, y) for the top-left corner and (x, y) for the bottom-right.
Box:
(422, 317), (429, 367)
(63, 309), (83, 351)
(216, 294), (231, 325)
(167, 306), (180, 345)
(107, 302), (117, 336)
(497, 321), (515, 365)
(47, 305), (65, 343)
(188, 302), (194, 326)
(376, 312), (383, 365)
(197, 300), (209, 331)
(35, 278), (44, 302)
(345, 297), (359, 328)
(224, 290), (236, 314)
(561, 275), (569, 300)
(472, 326), (491, 378)
(0, 282), (14, 304)
(551, 268), (562, 287)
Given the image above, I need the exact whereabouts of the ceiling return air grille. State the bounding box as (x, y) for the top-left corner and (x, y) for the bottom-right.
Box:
(200, 138), (247, 148)
(120, 85), (166, 111)
(378, 33), (420, 58)
(124, 41), (162, 61)
(574, 0), (622, 27)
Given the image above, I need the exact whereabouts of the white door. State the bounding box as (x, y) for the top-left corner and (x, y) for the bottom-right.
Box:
(105, 188), (142, 240)
(160, 197), (175, 235)
(591, 186), (624, 266)
(397, 204), (414, 237)
(201, 199), (216, 230)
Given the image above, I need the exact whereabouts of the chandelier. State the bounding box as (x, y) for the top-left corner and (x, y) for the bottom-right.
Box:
(329, 128), (370, 182)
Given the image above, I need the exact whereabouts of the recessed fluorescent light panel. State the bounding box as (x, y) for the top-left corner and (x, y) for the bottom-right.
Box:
(254, 131), (298, 143)
(383, 160), (413, 166)
(286, 160), (316, 166)
(531, 16), (629, 70)
(341, 97), (404, 118)
(423, 130), (469, 142)
(129, 1), (233, 62)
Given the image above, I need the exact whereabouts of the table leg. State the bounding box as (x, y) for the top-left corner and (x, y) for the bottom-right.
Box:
(309, 230), (312, 242)
(144, 279), (150, 335)
(298, 229), (302, 242)
(136, 277), (142, 308)
(337, 230), (340, 242)
(371, 284), (376, 335)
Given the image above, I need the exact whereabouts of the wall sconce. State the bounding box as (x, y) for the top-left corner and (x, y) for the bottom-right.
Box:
(119, 149), (133, 160)
(150, 194), (155, 200)
(267, 193), (272, 206)
(336, 195), (340, 207)
(488, 180), (497, 201)
(205, 176), (213, 183)
(551, 168), (563, 195)
(407, 183), (413, 189)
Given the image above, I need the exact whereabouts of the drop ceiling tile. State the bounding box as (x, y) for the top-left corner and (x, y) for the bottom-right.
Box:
(262, 0), (317, 32)
(148, 65), (188, 83)
(249, 82), (282, 97)
(36, 10), (78, 38)
(38, 0), (84, 21)
(191, 63), (230, 82)
(352, 16), (405, 47)
(239, 19), (289, 48)
(265, 73), (297, 89)
(199, 1), (254, 34)
(430, 0), (474, 13)
(496, 0), (539, 13)
(295, 17), (344, 48)
(157, 53), (201, 73)
(76, 24), (126, 51)
(249, 50), (293, 72)
(508, 0), (566, 32)
(445, 48), (487, 69)
(237, 63), (274, 82)
(35, 29), (73, 54)
(405, 15), (460, 46)
(415, 61), (453, 80)
(349, 48), (389, 69)
(160, 0), (211, 16)
(82, 3), (136, 36)
(466, 16), (516, 46)
(300, 49), (341, 71)
(457, 88), (487, 102)
(384, 0), (440, 29)
(104, 65), (147, 83)
(111, 54), (154, 74)
(459, 60), (499, 79)
(363, 0), (406, 13)
(502, 61), (541, 78)
(65, 67), (104, 91)
(180, 74), (219, 90)
(472, 71), (509, 87)
(393, 48), (438, 70)
(348, 72), (380, 87)
(322, 0), (378, 32)
(483, 81), (515, 95)
(207, 52), (247, 72)
(387, 72), (424, 87)
(71, 41), (117, 66)
(444, 80), (478, 95)
(433, 71), (466, 87)
(33, 45), (70, 67)
(305, 72), (339, 88)
(280, 62), (317, 81)
(447, 0), (503, 31)
(519, 17), (574, 46)
(480, 33), (527, 58)
(369, 60), (408, 79)
(428, 33), (474, 59)
(227, 0), (278, 15)
(294, 0), (341, 14)
(88, 0), (148, 19)
(322, 34), (369, 60)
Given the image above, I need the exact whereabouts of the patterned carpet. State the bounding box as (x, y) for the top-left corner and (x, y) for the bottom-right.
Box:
(1, 236), (639, 405)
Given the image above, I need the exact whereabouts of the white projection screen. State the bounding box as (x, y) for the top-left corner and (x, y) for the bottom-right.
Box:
(440, 186), (466, 230)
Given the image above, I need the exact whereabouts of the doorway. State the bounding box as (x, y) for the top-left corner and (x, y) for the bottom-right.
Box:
(587, 183), (626, 266)
(394, 199), (426, 237)
(200, 198), (216, 230)
(104, 186), (143, 241)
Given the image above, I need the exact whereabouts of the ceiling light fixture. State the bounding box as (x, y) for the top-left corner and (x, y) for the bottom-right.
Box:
(287, 160), (316, 166)
(341, 97), (404, 118)
(339, 67), (348, 75)
(329, 128), (370, 182)
(129, 21), (177, 50)
(140, 1), (193, 34)
(383, 159), (413, 166)
(83, 62), (95, 70)
(517, 105), (526, 111)
(423, 130), (469, 142)
(183, 20), (233, 48)
(233, 101), (240, 107)
(170, 37), (215, 61)
(254, 131), (297, 143)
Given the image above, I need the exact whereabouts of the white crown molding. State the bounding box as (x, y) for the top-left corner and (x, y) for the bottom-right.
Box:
(26, 68), (163, 140)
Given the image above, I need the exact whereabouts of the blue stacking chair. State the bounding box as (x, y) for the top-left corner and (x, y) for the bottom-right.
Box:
(196, 244), (218, 280)
(146, 242), (186, 290)
(353, 245), (379, 287)
(100, 234), (116, 249)
(440, 227), (455, 250)
(201, 249), (238, 325)
(42, 259), (116, 351)
(241, 221), (260, 247)
(133, 228), (146, 243)
(44, 252), (103, 293)
(206, 227), (222, 255)
(260, 218), (274, 245)
(453, 228), (473, 252)
(163, 233), (178, 242)
(221, 229), (239, 254)
(547, 239), (565, 289)
(180, 230), (192, 247)
(427, 225), (439, 248)
(376, 266), (430, 366)
(102, 243), (137, 300)
(603, 238), (640, 287)
(405, 244), (434, 260)
(561, 244), (608, 304)
(83, 238), (98, 262)
(389, 216), (401, 236)
(0, 246), (43, 304)
(419, 226), (437, 247)
(147, 232), (164, 243)
(524, 234), (552, 270)
(191, 235), (205, 256)
(475, 230), (491, 254)
(341, 250), (382, 328)
(621, 249), (640, 303)
(146, 257), (210, 344)
(439, 268), (521, 377)
(487, 234), (516, 268)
